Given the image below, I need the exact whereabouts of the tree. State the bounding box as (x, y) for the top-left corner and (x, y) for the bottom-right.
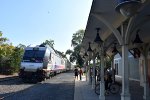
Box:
(10, 46), (24, 73)
(66, 49), (73, 55)
(41, 39), (54, 48)
(17, 43), (26, 49)
(55, 50), (66, 58)
(0, 31), (10, 59)
(71, 30), (84, 47)
(0, 31), (8, 45)
(0, 44), (25, 74)
(66, 29), (84, 67)
(41, 39), (66, 58)
(0, 31), (24, 74)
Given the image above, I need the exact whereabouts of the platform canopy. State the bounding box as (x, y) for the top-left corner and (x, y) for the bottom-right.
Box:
(80, 0), (150, 57)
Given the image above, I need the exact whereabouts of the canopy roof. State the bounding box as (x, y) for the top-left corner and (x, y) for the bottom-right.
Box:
(81, 0), (150, 57)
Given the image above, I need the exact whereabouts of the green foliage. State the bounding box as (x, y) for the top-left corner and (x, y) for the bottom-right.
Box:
(0, 32), (24, 75)
(10, 47), (24, 73)
(66, 49), (73, 55)
(41, 39), (54, 48)
(71, 30), (84, 47)
(0, 31), (8, 45)
(0, 45), (24, 74)
(66, 29), (84, 67)
(17, 43), (26, 48)
(55, 50), (66, 58)
(74, 64), (80, 68)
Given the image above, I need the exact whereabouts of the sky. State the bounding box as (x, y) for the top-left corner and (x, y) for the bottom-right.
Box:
(0, 0), (92, 53)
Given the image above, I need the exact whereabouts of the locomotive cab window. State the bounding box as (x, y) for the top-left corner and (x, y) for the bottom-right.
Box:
(23, 50), (45, 62)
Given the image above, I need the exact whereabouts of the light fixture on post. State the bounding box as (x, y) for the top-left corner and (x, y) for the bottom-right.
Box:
(115, 0), (142, 17)
(133, 29), (143, 44)
(112, 43), (118, 54)
(83, 56), (85, 59)
(87, 42), (93, 58)
(94, 28), (104, 100)
(94, 28), (103, 45)
(87, 42), (93, 52)
(84, 52), (88, 57)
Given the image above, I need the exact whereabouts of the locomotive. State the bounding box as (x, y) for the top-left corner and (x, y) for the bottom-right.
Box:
(19, 45), (71, 82)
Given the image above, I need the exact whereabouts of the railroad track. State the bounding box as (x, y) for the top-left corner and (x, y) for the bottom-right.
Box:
(0, 76), (19, 82)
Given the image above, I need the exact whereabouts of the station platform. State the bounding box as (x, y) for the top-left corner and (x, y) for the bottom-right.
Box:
(74, 75), (144, 100)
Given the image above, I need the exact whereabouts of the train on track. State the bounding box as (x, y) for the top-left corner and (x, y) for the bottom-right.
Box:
(19, 44), (71, 82)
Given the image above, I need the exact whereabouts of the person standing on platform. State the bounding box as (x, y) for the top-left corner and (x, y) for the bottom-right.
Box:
(79, 68), (83, 80)
(74, 68), (79, 80)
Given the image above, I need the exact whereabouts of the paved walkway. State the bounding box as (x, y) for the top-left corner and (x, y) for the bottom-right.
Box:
(74, 75), (99, 100)
(74, 75), (144, 100)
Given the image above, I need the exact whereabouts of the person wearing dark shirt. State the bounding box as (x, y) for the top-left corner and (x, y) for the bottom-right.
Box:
(74, 68), (79, 80)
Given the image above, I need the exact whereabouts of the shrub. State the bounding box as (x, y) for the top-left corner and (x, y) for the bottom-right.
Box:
(0, 46), (24, 75)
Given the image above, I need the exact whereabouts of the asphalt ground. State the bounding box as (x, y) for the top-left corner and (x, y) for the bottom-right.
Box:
(0, 71), (75, 100)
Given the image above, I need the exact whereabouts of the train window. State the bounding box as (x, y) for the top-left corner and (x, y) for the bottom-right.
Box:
(23, 50), (45, 62)
(33, 47), (39, 51)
